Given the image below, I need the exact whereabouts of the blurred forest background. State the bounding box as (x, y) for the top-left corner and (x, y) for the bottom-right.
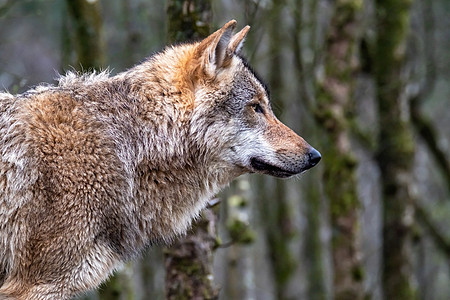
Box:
(1, 0), (450, 299)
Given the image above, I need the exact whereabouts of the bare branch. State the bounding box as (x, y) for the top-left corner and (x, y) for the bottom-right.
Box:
(409, 1), (450, 192)
(0, 0), (16, 18)
(413, 199), (450, 258)
(411, 106), (450, 192)
(290, 0), (315, 109)
(413, 0), (437, 102)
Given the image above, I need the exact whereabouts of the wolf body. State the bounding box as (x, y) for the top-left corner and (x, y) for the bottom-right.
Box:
(0, 21), (320, 299)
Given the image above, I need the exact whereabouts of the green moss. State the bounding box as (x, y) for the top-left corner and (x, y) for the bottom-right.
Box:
(228, 195), (247, 208)
(99, 268), (135, 300)
(314, 99), (347, 134)
(256, 178), (298, 297)
(375, 0), (417, 298)
(375, 0), (414, 79)
(338, 0), (363, 18)
(352, 265), (364, 281)
(175, 258), (203, 275)
(213, 236), (222, 249)
(227, 219), (255, 245)
(304, 175), (327, 299)
(323, 148), (359, 219)
(166, 0), (211, 43)
(66, 0), (104, 69)
(314, 0), (365, 296)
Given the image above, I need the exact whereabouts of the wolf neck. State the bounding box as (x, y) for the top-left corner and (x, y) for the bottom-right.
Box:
(117, 46), (232, 243)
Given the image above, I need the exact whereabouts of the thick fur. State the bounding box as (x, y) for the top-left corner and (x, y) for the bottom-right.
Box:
(0, 21), (319, 299)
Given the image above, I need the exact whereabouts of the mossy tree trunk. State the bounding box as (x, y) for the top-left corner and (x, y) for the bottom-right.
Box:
(164, 1), (218, 299)
(98, 264), (135, 300)
(374, 0), (417, 299)
(65, 0), (105, 70)
(256, 1), (298, 299)
(315, 0), (365, 299)
(218, 178), (256, 299)
(257, 177), (296, 300)
(166, 0), (212, 44)
(164, 209), (219, 300)
(291, 2), (327, 298)
(303, 174), (326, 300)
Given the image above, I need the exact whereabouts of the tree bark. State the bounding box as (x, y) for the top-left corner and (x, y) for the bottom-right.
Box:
(166, 0), (212, 44)
(164, 1), (217, 299)
(374, 0), (417, 298)
(315, 0), (365, 299)
(258, 177), (297, 300)
(98, 264), (135, 300)
(0, 0), (16, 18)
(303, 175), (327, 300)
(409, 1), (450, 192)
(164, 209), (218, 300)
(291, 4), (327, 297)
(65, 0), (105, 70)
(218, 179), (256, 300)
(256, 1), (300, 299)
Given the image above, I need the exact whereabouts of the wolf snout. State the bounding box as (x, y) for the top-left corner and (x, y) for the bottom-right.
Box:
(305, 148), (321, 170)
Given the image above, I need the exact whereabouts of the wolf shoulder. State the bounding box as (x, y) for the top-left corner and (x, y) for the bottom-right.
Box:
(0, 74), (132, 207)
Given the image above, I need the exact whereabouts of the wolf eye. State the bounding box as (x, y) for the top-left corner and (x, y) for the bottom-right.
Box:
(251, 103), (264, 114)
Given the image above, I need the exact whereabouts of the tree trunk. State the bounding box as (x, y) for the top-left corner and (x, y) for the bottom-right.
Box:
(257, 177), (297, 300)
(164, 1), (217, 299)
(166, 0), (212, 44)
(256, 2), (299, 299)
(374, 0), (417, 299)
(98, 264), (135, 300)
(65, 0), (104, 70)
(215, 179), (256, 300)
(303, 174), (327, 300)
(164, 209), (218, 300)
(315, 0), (365, 299)
(291, 2), (327, 297)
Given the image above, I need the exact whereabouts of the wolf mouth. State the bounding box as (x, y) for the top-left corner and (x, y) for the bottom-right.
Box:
(250, 157), (298, 178)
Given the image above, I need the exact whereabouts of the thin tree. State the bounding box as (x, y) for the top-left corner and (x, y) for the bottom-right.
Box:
(163, 1), (218, 299)
(314, 0), (365, 298)
(65, 0), (104, 70)
(256, 1), (299, 299)
(291, 1), (327, 298)
(374, 0), (417, 298)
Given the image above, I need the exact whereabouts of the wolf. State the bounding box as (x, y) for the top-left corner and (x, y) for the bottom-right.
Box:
(0, 20), (320, 299)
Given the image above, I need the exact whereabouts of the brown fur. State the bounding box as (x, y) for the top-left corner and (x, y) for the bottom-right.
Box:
(0, 20), (320, 299)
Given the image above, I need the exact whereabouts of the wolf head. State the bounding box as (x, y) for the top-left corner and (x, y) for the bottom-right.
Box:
(183, 20), (321, 179)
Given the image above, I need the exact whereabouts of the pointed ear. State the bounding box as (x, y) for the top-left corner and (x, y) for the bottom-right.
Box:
(195, 20), (253, 76)
(228, 25), (250, 55)
(195, 20), (236, 75)
(211, 21), (236, 68)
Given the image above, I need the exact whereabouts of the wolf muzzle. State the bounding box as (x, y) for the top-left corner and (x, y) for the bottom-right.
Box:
(249, 147), (321, 178)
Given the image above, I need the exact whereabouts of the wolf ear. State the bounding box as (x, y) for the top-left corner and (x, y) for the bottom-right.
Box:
(196, 20), (250, 76)
(228, 25), (250, 55)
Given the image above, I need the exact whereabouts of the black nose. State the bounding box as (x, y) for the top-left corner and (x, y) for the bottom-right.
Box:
(308, 148), (321, 167)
